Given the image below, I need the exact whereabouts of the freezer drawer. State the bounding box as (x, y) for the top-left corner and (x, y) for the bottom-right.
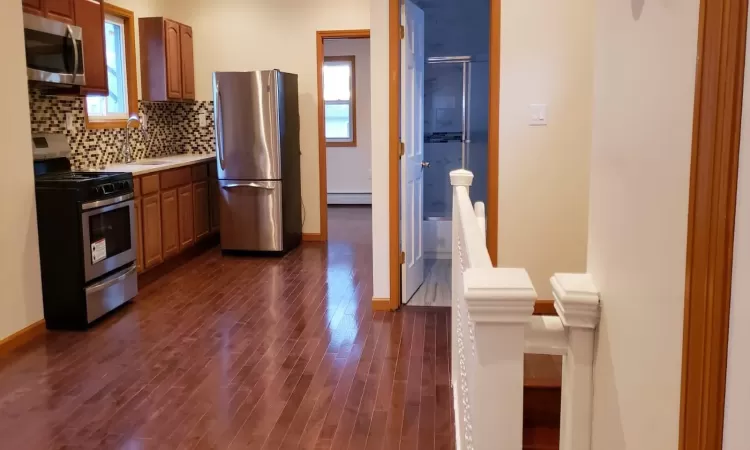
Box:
(219, 180), (284, 251)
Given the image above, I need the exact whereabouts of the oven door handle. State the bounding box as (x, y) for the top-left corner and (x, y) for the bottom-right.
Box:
(82, 193), (134, 211)
(86, 264), (136, 294)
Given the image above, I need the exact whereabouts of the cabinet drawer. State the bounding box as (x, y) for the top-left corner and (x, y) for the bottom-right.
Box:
(141, 174), (160, 195)
(191, 163), (208, 181)
(161, 167), (192, 190)
(133, 177), (141, 197)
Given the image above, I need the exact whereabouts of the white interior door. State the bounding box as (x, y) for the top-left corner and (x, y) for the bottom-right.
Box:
(401, 0), (425, 303)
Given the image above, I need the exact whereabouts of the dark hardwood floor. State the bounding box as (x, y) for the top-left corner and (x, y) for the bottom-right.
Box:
(0, 206), (559, 449)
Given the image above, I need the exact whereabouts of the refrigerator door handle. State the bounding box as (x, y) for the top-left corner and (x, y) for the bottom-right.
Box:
(222, 182), (275, 191)
(216, 81), (226, 170)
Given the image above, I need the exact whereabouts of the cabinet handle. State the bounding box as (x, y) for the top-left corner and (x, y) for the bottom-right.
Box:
(222, 183), (274, 191)
(216, 81), (226, 170)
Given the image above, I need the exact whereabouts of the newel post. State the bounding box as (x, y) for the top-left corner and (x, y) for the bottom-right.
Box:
(551, 273), (601, 450)
(450, 169), (473, 391)
(464, 268), (537, 450)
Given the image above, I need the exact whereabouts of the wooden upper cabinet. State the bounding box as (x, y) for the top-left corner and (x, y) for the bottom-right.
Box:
(164, 19), (182, 100)
(139, 17), (195, 102)
(44, 0), (76, 24)
(75, 0), (108, 95)
(179, 24), (195, 100)
(22, 0), (44, 16)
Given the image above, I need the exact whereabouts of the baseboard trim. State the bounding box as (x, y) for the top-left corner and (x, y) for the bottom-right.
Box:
(302, 233), (325, 242)
(327, 193), (372, 205)
(372, 297), (394, 311)
(534, 299), (557, 316)
(0, 319), (46, 354)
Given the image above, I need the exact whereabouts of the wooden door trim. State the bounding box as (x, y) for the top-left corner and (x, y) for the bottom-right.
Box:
(679, 0), (748, 448)
(315, 28), (371, 246)
(487, 0), (500, 266)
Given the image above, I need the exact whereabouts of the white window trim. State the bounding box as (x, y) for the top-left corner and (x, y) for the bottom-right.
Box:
(323, 57), (356, 144)
(86, 13), (129, 122)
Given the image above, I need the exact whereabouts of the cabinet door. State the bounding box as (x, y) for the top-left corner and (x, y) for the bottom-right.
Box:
(164, 19), (183, 100)
(23, 0), (44, 16)
(134, 198), (144, 273)
(142, 193), (163, 269)
(179, 24), (195, 100)
(209, 179), (220, 233)
(75, 0), (108, 95)
(193, 180), (210, 241)
(161, 188), (180, 258)
(178, 184), (194, 250)
(45, 0), (76, 24)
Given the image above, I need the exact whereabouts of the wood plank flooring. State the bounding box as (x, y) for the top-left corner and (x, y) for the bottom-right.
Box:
(0, 206), (559, 449)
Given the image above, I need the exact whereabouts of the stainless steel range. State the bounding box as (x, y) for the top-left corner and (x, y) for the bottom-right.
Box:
(33, 134), (137, 329)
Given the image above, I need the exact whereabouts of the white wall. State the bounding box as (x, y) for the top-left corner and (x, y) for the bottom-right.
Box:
(723, 5), (750, 447)
(0, 2), (44, 340)
(497, 0), (594, 299)
(161, 0), (370, 235)
(586, 1), (699, 449)
(324, 39), (372, 202)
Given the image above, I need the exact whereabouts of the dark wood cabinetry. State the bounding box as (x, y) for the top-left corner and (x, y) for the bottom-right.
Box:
(44, 0), (75, 24)
(132, 162), (218, 276)
(178, 184), (194, 250)
(22, 0), (44, 15)
(139, 17), (196, 102)
(142, 193), (163, 269)
(74, 0), (107, 95)
(161, 188), (179, 259)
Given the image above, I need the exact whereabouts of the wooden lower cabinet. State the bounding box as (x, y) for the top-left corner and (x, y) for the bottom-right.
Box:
(134, 198), (143, 272)
(193, 180), (210, 241)
(178, 184), (194, 249)
(142, 193), (163, 269)
(161, 188), (180, 259)
(134, 162), (219, 274)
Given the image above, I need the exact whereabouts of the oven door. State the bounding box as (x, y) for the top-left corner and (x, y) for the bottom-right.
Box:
(81, 194), (136, 283)
(23, 14), (85, 86)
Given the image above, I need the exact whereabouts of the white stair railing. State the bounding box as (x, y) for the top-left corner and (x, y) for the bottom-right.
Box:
(450, 169), (601, 450)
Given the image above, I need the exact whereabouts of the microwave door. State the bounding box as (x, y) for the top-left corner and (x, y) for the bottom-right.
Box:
(23, 14), (84, 85)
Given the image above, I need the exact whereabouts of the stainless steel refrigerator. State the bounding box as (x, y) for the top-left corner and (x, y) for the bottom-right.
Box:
(213, 70), (302, 252)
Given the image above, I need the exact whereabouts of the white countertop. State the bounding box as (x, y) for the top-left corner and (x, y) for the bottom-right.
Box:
(98, 153), (216, 176)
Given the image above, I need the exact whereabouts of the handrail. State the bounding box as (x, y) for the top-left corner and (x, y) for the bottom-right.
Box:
(449, 169), (601, 450)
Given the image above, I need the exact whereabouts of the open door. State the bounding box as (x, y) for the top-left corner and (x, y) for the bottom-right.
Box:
(401, 0), (425, 303)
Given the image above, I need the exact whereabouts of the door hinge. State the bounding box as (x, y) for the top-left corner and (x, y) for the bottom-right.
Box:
(400, 251), (406, 264)
(399, 142), (405, 158)
(400, 25), (405, 40)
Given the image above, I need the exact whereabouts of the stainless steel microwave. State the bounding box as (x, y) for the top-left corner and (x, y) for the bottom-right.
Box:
(23, 13), (85, 86)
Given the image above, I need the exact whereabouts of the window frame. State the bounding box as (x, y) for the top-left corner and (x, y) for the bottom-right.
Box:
(85, 3), (138, 130)
(323, 55), (357, 147)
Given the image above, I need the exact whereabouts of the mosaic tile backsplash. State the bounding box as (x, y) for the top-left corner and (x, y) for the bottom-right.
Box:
(28, 89), (215, 170)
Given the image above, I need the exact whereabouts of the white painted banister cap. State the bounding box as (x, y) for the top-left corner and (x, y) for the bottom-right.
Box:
(551, 273), (600, 329)
(464, 267), (537, 323)
(450, 169), (474, 187)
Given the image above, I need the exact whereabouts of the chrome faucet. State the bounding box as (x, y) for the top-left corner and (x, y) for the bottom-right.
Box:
(121, 115), (145, 164)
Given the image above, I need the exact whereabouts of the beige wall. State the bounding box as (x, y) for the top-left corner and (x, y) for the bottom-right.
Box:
(161, 0), (371, 235)
(0, 2), (44, 340)
(586, 1), (699, 449)
(497, 0), (594, 299)
(324, 38), (372, 198)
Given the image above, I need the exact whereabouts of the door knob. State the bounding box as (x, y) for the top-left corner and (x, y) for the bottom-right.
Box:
(421, 161), (431, 168)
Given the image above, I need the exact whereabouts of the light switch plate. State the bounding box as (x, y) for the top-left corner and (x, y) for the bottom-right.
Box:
(529, 104), (548, 126)
(198, 113), (207, 128)
(140, 113), (147, 129)
(65, 112), (74, 131)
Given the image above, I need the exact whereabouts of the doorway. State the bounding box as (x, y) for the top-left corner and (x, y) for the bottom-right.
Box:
(315, 30), (371, 241)
(400, 0), (493, 306)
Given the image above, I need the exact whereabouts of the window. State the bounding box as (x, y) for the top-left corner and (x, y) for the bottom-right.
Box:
(85, 5), (137, 128)
(323, 56), (357, 146)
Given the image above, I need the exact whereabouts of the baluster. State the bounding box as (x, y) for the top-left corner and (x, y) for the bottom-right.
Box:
(551, 273), (601, 450)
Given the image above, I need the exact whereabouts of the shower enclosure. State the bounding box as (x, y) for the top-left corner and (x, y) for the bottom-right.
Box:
(423, 56), (489, 257)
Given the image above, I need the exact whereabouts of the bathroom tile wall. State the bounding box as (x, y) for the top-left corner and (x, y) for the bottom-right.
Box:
(28, 89), (215, 169)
